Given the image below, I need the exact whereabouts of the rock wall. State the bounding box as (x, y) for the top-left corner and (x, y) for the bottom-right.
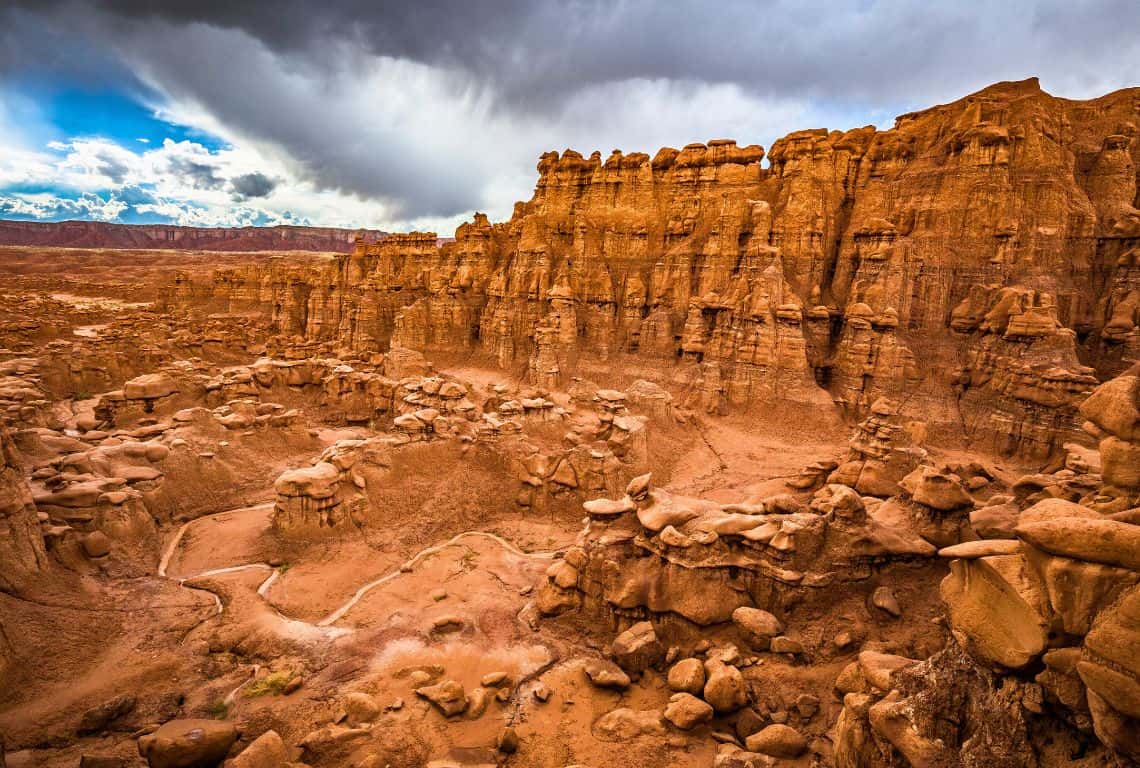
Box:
(0, 424), (48, 594)
(163, 78), (1140, 457)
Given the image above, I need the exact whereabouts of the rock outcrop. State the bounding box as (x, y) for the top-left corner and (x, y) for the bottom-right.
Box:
(0, 423), (48, 594)
(833, 365), (1140, 765)
(164, 79), (1140, 457)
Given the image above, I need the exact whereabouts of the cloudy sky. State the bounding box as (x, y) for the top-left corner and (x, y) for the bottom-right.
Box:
(1, 1), (1138, 234)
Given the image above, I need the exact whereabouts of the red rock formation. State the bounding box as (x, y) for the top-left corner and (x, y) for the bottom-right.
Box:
(0, 424), (48, 594)
(164, 78), (1140, 457)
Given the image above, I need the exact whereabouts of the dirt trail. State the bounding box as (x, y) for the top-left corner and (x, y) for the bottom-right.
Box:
(158, 505), (568, 633)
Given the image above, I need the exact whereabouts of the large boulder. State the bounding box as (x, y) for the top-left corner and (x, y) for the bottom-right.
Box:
(1016, 517), (1140, 571)
(939, 555), (1049, 669)
(137, 719), (237, 768)
(667, 658), (706, 694)
(1079, 372), (1139, 441)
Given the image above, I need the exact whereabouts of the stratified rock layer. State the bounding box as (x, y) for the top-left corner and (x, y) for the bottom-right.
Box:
(165, 79), (1140, 457)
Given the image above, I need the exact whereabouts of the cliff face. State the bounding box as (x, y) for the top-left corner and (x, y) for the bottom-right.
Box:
(0, 424), (48, 595)
(165, 78), (1140, 457)
(0, 220), (386, 253)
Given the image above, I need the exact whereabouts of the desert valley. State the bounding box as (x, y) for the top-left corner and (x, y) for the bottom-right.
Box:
(1, 76), (1140, 768)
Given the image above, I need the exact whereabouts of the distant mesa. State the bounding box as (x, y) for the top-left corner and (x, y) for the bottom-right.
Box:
(0, 219), (387, 253)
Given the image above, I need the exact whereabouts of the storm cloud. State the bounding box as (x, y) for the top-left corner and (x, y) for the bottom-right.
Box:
(3, 1), (1140, 226)
(230, 171), (277, 200)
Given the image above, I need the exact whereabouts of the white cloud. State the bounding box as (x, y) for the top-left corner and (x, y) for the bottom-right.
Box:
(0, 191), (128, 221)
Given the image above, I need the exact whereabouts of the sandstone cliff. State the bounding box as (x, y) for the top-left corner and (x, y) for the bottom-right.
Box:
(164, 78), (1140, 458)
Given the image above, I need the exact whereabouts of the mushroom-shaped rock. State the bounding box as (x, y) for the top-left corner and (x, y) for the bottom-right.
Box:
(906, 466), (973, 511)
(123, 373), (178, 401)
(274, 462), (340, 500)
(137, 719), (237, 768)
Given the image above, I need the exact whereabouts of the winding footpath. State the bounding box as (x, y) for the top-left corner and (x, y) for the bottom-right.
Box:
(157, 503), (566, 634)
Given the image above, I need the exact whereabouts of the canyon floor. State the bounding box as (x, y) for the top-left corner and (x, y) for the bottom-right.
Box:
(2, 241), (1137, 768)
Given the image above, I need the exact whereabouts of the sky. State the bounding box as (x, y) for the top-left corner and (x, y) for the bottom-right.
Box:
(1, 1), (1138, 234)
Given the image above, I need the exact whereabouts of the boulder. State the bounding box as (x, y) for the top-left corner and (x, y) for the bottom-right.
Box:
(731, 607), (784, 650)
(342, 692), (380, 726)
(583, 659), (631, 690)
(939, 555), (1049, 669)
(593, 708), (667, 741)
(229, 730), (288, 768)
(1017, 517), (1140, 571)
(857, 651), (916, 691)
(611, 621), (664, 674)
(744, 724), (807, 757)
(137, 719), (237, 768)
(703, 660), (747, 713)
(667, 658), (706, 694)
(415, 680), (467, 717)
(77, 694), (136, 734)
(664, 693), (714, 730)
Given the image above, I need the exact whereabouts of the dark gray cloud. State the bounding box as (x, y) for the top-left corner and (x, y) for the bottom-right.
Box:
(4, 0), (1140, 223)
(12, 0), (1140, 108)
(167, 157), (223, 190)
(229, 171), (277, 200)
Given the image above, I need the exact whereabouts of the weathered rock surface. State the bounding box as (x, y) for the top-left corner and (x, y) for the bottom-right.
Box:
(165, 79), (1140, 457)
(137, 719), (237, 768)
